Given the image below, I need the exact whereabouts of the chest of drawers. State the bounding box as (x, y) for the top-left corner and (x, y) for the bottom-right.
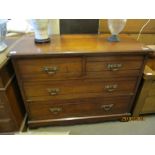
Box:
(10, 34), (152, 128)
(0, 38), (25, 133)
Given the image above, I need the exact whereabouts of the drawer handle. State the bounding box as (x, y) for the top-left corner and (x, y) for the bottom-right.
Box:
(105, 84), (117, 92)
(49, 107), (62, 114)
(107, 64), (122, 71)
(43, 66), (58, 75)
(101, 104), (114, 111)
(48, 88), (60, 96)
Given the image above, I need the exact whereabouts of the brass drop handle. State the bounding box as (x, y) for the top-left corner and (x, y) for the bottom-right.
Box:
(43, 66), (58, 75)
(101, 104), (114, 111)
(48, 88), (60, 96)
(105, 84), (117, 92)
(107, 64), (122, 71)
(49, 107), (62, 114)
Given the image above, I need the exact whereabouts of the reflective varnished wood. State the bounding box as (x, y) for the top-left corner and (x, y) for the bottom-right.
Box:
(10, 34), (151, 57)
(0, 38), (25, 133)
(10, 34), (152, 128)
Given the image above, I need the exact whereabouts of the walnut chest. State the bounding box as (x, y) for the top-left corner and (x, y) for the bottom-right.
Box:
(10, 34), (152, 128)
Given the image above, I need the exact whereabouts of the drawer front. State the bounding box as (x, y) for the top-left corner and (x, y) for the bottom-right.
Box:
(16, 57), (82, 80)
(28, 97), (131, 120)
(23, 78), (137, 101)
(86, 56), (143, 78)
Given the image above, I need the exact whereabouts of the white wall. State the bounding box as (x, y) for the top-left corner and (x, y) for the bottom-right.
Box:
(49, 19), (60, 34)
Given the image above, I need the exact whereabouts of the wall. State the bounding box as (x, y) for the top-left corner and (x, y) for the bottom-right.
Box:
(99, 19), (155, 45)
(49, 19), (60, 34)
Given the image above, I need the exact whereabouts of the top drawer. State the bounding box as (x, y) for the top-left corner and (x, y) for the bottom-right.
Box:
(86, 56), (143, 78)
(15, 57), (83, 81)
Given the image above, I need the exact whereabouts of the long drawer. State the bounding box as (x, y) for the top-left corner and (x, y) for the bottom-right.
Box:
(23, 78), (137, 101)
(28, 96), (131, 120)
(16, 57), (83, 80)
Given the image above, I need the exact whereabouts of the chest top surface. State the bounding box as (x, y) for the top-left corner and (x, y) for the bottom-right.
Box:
(9, 34), (152, 57)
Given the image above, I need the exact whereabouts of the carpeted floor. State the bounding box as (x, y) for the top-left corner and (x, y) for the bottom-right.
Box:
(25, 115), (155, 135)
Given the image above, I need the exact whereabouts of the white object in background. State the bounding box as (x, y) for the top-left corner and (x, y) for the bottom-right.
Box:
(28, 19), (50, 42)
(107, 19), (127, 42)
(0, 19), (8, 53)
(7, 19), (32, 33)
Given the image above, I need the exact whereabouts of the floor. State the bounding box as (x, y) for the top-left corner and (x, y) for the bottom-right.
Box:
(23, 115), (155, 135)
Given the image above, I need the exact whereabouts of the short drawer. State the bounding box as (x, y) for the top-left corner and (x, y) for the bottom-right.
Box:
(23, 78), (137, 101)
(86, 56), (143, 78)
(28, 96), (131, 120)
(16, 57), (82, 80)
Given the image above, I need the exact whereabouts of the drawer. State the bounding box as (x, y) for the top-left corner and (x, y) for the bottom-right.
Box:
(23, 78), (137, 101)
(86, 56), (143, 78)
(28, 96), (131, 120)
(16, 57), (82, 80)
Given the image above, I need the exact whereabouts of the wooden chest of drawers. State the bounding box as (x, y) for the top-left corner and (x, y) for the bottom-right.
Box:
(10, 34), (152, 128)
(0, 37), (25, 133)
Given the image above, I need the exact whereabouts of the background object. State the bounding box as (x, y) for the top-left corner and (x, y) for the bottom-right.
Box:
(107, 19), (127, 42)
(60, 19), (99, 34)
(0, 19), (8, 52)
(99, 19), (155, 44)
(28, 19), (50, 43)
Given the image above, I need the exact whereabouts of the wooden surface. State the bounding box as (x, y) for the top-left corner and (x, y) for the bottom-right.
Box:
(133, 57), (155, 116)
(99, 19), (155, 45)
(0, 37), (25, 133)
(10, 34), (151, 128)
(0, 37), (23, 69)
(9, 34), (152, 57)
(99, 19), (155, 34)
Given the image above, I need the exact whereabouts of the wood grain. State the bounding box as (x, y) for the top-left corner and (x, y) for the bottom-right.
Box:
(11, 34), (150, 128)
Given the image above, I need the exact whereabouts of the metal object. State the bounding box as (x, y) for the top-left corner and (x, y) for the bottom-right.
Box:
(101, 104), (114, 111)
(0, 19), (7, 52)
(43, 66), (58, 75)
(48, 88), (60, 96)
(105, 84), (117, 92)
(49, 107), (62, 114)
(107, 63), (122, 71)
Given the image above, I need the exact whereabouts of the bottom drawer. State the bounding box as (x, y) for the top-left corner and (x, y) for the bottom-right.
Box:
(28, 97), (131, 120)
